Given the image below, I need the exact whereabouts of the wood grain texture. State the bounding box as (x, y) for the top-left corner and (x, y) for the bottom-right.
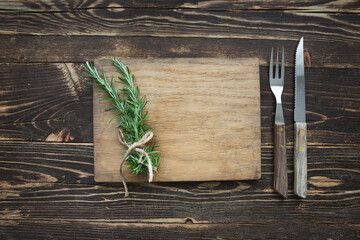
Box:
(0, 8), (359, 43)
(273, 122), (288, 198)
(94, 58), (261, 182)
(1, 0), (359, 12)
(0, 167), (359, 224)
(0, 63), (93, 142)
(1, 219), (359, 240)
(1, 36), (360, 68)
(0, 141), (94, 185)
(294, 122), (307, 198)
(0, 63), (90, 123)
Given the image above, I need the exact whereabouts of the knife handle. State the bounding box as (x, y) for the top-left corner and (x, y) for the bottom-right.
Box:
(274, 122), (288, 198)
(294, 122), (307, 198)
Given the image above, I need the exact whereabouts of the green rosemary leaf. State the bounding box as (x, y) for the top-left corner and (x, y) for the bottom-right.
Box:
(109, 112), (120, 124)
(105, 106), (116, 111)
(84, 59), (160, 176)
(144, 124), (154, 130)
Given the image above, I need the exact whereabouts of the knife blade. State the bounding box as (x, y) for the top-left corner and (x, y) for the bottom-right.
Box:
(294, 37), (307, 198)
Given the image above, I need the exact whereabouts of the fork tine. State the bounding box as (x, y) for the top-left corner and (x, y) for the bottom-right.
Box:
(275, 47), (279, 79)
(269, 47), (273, 80)
(281, 47), (285, 80)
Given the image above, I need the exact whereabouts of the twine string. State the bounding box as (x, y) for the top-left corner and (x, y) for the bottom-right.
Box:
(117, 129), (154, 197)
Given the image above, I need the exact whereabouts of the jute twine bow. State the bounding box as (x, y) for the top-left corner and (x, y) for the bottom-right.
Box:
(117, 129), (154, 197)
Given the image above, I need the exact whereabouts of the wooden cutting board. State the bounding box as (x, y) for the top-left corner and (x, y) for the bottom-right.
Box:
(94, 58), (261, 182)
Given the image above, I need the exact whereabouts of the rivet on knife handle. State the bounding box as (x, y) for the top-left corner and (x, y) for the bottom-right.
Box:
(294, 122), (307, 198)
(274, 122), (288, 198)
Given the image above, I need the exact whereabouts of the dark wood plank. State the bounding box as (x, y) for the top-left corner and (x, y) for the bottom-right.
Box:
(0, 141), (94, 185)
(1, 219), (359, 240)
(0, 9), (359, 44)
(1, 0), (359, 12)
(0, 119), (93, 142)
(1, 63), (359, 146)
(1, 36), (359, 68)
(0, 178), (359, 222)
(0, 63), (93, 142)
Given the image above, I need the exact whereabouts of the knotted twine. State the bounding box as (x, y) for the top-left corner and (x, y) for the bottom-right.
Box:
(117, 129), (154, 197)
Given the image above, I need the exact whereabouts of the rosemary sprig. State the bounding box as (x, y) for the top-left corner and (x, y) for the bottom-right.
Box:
(83, 59), (160, 175)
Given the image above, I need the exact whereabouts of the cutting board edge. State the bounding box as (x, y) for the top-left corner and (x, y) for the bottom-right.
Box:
(94, 58), (260, 72)
(94, 173), (262, 183)
(94, 57), (260, 62)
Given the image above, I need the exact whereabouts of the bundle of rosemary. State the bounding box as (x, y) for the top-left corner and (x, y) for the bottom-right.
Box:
(83, 59), (160, 197)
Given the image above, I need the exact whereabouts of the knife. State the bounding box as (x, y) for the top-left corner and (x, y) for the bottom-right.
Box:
(294, 37), (307, 198)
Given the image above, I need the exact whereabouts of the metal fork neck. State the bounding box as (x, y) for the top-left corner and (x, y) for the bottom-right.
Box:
(275, 103), (285, 123)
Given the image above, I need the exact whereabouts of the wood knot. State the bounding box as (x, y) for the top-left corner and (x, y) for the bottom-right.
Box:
(304, 48), (311, 67)
(46, 128), (74, 142)
(185, 218), (194, 224)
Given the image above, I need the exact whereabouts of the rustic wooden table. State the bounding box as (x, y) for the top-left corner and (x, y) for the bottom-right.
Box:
(1, 1), (359, 239)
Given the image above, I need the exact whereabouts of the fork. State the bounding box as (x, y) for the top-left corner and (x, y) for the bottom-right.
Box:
(269, 47), (288, 198)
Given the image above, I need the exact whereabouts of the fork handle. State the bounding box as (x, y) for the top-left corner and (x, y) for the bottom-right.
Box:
(274, 122), (288, 198)
(294, 122), (307, 198)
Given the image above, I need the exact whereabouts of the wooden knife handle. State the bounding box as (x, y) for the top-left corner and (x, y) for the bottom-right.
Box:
(274, 122), (288, 198)
(294, 122), (307, 198)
